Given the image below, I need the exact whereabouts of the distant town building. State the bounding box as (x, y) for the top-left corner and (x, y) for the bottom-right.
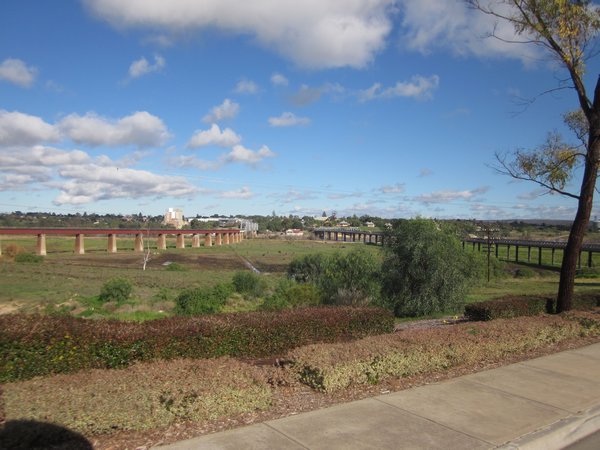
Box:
(365, 221), (375, 228)
(285, 229), (304, 237)
(163, 208), (185, 229)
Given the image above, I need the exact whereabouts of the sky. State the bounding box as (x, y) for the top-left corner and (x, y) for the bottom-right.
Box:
(1, 0), (599, 220)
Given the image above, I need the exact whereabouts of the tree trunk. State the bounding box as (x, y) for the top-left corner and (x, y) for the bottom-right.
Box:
(557, 126), (600, 313)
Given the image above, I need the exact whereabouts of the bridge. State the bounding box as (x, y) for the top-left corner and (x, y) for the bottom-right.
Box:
(0, 228), (242, 256)
(463, 237), (600, 268)
(313, 227), (384, 245)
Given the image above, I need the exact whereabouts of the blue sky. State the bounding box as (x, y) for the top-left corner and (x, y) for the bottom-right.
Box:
(1, 0), (599, 220)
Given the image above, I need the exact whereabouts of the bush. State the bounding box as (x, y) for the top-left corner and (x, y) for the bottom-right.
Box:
(514, 267), (536, 278)
(288, 248), (381, 306)
(99, 277), (133, 303)
(0, 307), (394, 382)
(464, 296), (551, 321)
(165, 262), (187, 272)
(174, 284), (232, 315)
(261, 280), (321, 311)
(232, 271), (266, 297)
(380, 219), (478, 317)
(14, 253), (44, 263)
(2, 244), (22, 259)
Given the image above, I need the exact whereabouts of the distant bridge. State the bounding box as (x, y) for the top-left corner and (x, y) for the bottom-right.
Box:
(463, 237), (600, 268)
(313, 227), (384, 245)
(0, 228), (242, 256)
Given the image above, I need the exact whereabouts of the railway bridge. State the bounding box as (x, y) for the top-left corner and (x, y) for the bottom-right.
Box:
(0, 228), (242, 256)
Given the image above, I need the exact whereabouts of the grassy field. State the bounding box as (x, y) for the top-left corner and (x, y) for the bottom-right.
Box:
(1, 235), (599, 320)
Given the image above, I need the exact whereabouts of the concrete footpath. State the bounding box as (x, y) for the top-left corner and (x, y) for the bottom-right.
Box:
(157, 342), (600, 450)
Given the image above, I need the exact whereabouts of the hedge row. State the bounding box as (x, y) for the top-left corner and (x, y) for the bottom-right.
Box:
(464, 292), (600, 321)
(0, 306), (394, 382)
(287, 312), (600, 392)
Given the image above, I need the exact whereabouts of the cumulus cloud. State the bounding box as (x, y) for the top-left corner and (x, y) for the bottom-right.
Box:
(168, 155), (220, 170)
(271, 73), (289, 86)
(84, 0), (395, 69)
(224, 144), (276, 165)
(396, 0), (540, 64)
(359, 75), (440, 101)
(219, 186), (254, 199)
(59, 111), (170, 147)
(202, 99), (240, 123)
(186, 124), (241, 148)
(290, 83), (346, 106)
(128, 54), (165, 78)
(0, 58), (37, 88)
(268, 112), (310, 127)
(234, 79), (258, 94)
(417, 186), (489, 204)
(0, 111), (61, 146)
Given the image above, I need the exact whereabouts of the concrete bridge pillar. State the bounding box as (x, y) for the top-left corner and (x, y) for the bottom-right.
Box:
(192, 234), (200, 248)
(238, 232), (243, 242)
(204, 233), (212, 247)
(224, 233), (230, 245)
(36, 233), (47, 256)
(157, 234), (167, 250)
(134, 234), (144, 252)
(74, 234), (85, 254)
(215, 233), (222, 246)
(107, 234), (117, 253)
(176, 234), (185, 249)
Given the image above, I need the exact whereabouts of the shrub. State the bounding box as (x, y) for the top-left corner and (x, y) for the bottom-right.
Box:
(464, 296), (551, 321)
(514, 267), (536, 278)
(98, 277), (133, 304)
(261, 280), (321, 311)
(14, 253), (44, 263)
(288, 248), (381, 306)
(3, 358), (271, 434)
(380, 219), (479, 317)
(174, 284), (232, 315)
(165, 262), (187, 272)
(0, 307), (394, 382)
(2, 244), (22, 259)
(232, 271), (266, 297)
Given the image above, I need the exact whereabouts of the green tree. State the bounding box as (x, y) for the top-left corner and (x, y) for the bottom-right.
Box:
(469, 0), (600, 312)
(380, 219), (478, 317)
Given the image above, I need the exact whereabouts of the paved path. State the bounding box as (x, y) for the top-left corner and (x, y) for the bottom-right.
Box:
(156, 342), (600, 450)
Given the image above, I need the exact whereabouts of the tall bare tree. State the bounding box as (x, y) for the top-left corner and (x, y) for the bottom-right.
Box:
(468, 0), (600, 312)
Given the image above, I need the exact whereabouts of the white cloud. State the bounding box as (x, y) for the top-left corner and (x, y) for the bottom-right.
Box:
(187, 124), (241, 148)
(417, 187), (489, 204)
(168, 155), (220, 170)
(290, 83), (346, 106)
(268, 112), (310, 127)
(59, 111), (170, 147)
(396, 0), (540, 64)
(234, 79), (258, 94)
(85, 0), (395, 69)
(0, 111), (60, 146)
(359, 75), (440, 101)
(271, 73), (289, 86)
(128, 54), (165, 78)
(380, 183), (405, 194)
(224, 144), (276, 165)
(219, 186), (254, 199)
(202, 99), (240, 123)
(0, 58), (37, 88)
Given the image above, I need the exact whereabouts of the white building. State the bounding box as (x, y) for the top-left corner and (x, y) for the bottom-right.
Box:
(164, 208), (185, 229)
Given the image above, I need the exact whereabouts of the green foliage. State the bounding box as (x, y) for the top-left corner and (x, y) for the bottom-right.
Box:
(0, 307), (394, 382)
(288, 248), (381, 305)
(174, 284), (232, 315)
(380, 219), (478, 317)
(515, 267), (536, 278)
(464, 296), (551, 321)
(14, 253), (44, 264)
(165, 262), (187, 272)
(232, 271), (266, 298)
(99, 277), (133, 304)
(260, 279), (321, 311)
